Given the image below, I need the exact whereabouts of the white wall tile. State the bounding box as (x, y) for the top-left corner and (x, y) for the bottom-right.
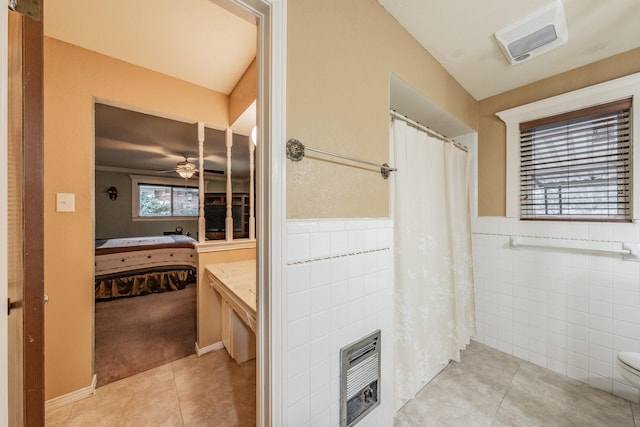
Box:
(614, 305), (640, 325)
(347, 230), (364, 253)
(310, 311), (333, 341)
(317, 219), (345, 233)
(286, 219), (395, 426)
(613, 272), (640, 291)
(310, 409), (331, 427)
(309, 260), (333, 288)
(348, 257), (364, 279)
(589, 300), (612, 318)
(289, 291), (310, 322)
(612, 223), (640, 243)
(613, 335), (640, 353)
(289, 220), (319, 235)
(498, 340), (513, 354)
(589, 374), (613, 393)
(289, 318), (310, 350)
(589, 343), (612, 364)
(330, 280), (349, 307)
(567, 309), (588, 327)
(567, 365), (589, 383)
(288, 396), (310, 427)
(613, 381), (640, 403)
(288, 264), (311, 295)
(288, 372), (310, 406)
(568, 351), (589, 370)
(309, 360), (331, 393)
(310, 232), (332, 259)
(310, 285), (332, 315)
(513, 345), (529, 360)
(309, 335), (332, 367)
(614, 289), (640, 308)
(588, 268), (613, 286)
(568, 338), (588, 356)
(614, 320), (640, 340)
(288, 344), (310, 379)
(330, 258), (349, 283)
(473, 217), (640, 403)
(568, 323), (589, 342)
(589, 329), (612, 348)
(330, 231), (348, 255)
(288, 234), (310, 263)
(589, 314), (612, 333)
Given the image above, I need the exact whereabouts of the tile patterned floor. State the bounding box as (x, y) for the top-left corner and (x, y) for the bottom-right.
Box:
(45, 340), (640, 426)
(395, 340), (640, 427)
(45, 348), (256, 427)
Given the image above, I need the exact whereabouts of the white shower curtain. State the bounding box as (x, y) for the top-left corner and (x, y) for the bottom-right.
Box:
(392, 118), (476, 406)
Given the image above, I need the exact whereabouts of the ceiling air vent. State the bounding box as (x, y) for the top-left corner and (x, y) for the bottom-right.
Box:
(495, 0), (568, 65)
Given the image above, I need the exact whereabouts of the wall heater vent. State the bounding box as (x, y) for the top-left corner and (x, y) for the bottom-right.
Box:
(340, 330), (381, 427)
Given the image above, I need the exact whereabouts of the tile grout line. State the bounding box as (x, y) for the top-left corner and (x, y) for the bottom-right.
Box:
(493, 358), (523, 422)
(170, 361), (187, 427)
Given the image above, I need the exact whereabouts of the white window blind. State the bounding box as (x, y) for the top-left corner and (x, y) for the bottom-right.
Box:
(520, 98), (632, 221)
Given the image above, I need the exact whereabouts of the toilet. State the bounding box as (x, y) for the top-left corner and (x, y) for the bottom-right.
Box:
(617, 352), (640, 388)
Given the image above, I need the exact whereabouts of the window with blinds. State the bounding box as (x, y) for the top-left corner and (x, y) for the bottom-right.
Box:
(520, 98), (632, 221)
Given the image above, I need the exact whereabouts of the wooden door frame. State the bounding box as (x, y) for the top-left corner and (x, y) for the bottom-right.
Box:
(21, 8), (45, 425)
(4, 5), (45, 426)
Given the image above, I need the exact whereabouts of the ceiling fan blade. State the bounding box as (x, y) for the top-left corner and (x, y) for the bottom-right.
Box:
(157, 169), (177, 174)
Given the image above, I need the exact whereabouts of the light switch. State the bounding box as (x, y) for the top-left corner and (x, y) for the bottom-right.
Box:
(56, 193), (75, 212)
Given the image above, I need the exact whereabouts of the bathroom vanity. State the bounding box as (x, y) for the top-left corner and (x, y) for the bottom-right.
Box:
(206, 260), (256, 363)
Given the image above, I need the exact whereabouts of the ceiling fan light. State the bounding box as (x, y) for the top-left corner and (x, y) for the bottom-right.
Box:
(177, 169), (195, 179)
(176, 160), (197, 179)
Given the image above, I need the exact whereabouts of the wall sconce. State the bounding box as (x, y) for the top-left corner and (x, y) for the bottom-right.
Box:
(107, 187), (118, 201)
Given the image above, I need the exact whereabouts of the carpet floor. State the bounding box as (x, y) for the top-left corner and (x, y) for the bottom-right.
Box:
(94, 284), (196, 387)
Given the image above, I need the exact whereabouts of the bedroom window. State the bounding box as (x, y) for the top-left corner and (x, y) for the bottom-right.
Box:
(519, 99), (632, 221)
(138, 184), (199, 217)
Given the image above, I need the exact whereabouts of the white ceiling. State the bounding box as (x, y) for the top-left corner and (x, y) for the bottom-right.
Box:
(44, 0), (257, 175)
(378, 0), (640, 100)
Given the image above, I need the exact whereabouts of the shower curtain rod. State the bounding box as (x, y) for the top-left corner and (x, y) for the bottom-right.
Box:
(390, 110), (468, 152)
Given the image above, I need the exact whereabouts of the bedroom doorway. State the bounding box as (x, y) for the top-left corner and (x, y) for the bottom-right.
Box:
(93, 104), (255, 387)
(29, 0), (285, 425)
(86, 0), (258, 399)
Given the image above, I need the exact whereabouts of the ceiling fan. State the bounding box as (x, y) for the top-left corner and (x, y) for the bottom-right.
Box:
(157, 155), (224, 179)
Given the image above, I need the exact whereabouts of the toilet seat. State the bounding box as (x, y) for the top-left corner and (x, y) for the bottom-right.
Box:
(617, 352), (640, 389)
(618, 352), (640, 372)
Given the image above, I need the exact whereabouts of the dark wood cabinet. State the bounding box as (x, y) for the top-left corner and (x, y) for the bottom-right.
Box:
(204, 193), (250, 240)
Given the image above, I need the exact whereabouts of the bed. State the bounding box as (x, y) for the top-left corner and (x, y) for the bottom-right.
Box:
(95, 235), (197, 300)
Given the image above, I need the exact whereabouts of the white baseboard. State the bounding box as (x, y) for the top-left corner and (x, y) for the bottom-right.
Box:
(45, 374), (97, 411)
(195, 341), (224, 357)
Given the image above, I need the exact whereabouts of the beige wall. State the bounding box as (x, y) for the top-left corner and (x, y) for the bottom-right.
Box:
(477, 48), (640, 216)
(229, 58), (257, 125)
(44, 37), (228, 399)
(286, 0), (477, 219)
(197, 248), (256, 347)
